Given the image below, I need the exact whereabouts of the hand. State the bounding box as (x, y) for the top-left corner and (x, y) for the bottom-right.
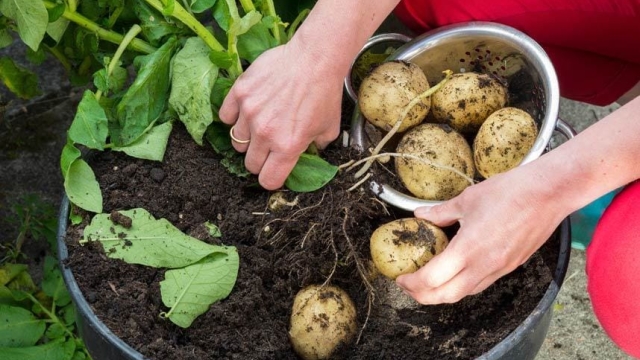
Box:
(396, 169), (565, 304)
(219, 42), (343, 190)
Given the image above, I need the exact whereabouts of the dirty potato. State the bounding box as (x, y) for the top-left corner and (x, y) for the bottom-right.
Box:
(358, 60), (431, 133)
(370, 218), (449, 280)
(289, 285), (357, 360)
(431, 72), (508, 133)
(473, 107), (538, 178)
(395, 123), (475, 200)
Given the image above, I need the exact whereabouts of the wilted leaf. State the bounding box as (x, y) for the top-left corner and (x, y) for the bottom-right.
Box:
(160, 251), (239, 328)
(113, 121), (173, 161)
(0, 57), (40, 99)
(83, 208), (232, 268)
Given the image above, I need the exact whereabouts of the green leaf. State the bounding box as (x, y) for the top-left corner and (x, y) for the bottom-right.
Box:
(237, 20), (278, 63)
(0, 0), (48, 51)
(113, 121), (173, 161)
(0, 57), (40, 99)
(83, 208), (233, 268)
(46, 17), (70, 43)
(204, 221), (222, 238)
(68, 91), (109, 150)
(64, 158), (103, 213)
(0, 304), (46, 347)
(116, 37), (178, 146)
(60, 141), (81, 178)
(46, 3), (65, 22)
(208, 50), (234, 70)
(190, 0), (216, 13)
(0, 337), (76, 360)
(170, 37), (218, 145)
(134, 0), (184, 46)
(44, 323), (66, 340)
(229, 11), (262, 37)
(42, 256), (71, 307)
(93, 62), (127, 94)
(285, 153), (338, 192)
(0, 28), (13, 49)
(160, 251), (239, 328)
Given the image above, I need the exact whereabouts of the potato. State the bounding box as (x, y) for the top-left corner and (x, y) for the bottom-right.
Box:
(395, 123), (475, 200)
(473, 107), (538, 178)
(289, 285), (357, 360)
(370, 218), (448, 280)
(358, 60), (431, 133)
(431, 72), (508, 133)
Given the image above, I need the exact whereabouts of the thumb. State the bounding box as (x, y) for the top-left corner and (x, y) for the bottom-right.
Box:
(414, 199), (461, 227)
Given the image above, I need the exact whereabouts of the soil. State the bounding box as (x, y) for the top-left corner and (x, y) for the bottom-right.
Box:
(63, 121), (559, 360)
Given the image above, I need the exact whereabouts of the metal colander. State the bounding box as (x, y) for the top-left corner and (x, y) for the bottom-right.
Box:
(345, 22), (575, 211)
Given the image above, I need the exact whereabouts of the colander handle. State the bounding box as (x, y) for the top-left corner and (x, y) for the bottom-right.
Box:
(344, 33), (412, 103)
(554, 118), (577, 141)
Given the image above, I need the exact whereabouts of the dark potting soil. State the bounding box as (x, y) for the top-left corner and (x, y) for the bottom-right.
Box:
(64, 123), (558, 360)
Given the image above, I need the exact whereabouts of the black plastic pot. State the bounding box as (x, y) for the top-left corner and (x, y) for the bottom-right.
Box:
(57, 196), (571, 360)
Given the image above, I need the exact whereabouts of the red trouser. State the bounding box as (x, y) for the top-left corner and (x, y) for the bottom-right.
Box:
(394, 1), (640, 357)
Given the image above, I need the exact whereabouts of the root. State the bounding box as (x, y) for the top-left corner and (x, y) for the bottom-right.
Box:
(347, 152), (475, 186)
(346, 172), (372, 192)
(341, 208), (374, 344)
(353, 69), (454, 179)
(320, 230), (338, 288)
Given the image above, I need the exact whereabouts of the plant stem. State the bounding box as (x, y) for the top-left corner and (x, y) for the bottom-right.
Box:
(144, 0), (225, 52)
(106, 6), (124, 29)
(96, 25), (143, 101)
(239, 0), (255, 12)
(287, 9), (310, 41)
(46, 45), (72, 73)
(66, 0), (78, 13)
(263, 0), (281, 44)
(24, 293), (76, 339)
(43, 1), (156, 54)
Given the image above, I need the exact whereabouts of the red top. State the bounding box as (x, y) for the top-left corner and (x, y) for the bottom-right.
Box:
(394, 0), (640, 105)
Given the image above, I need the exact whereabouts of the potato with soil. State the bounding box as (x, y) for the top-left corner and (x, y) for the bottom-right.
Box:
(473, 107), (538, 178)
(358, 60), (431, 133)
(370, 218), (449, 280)
(431, 72), (508, 133)
(289, 285), (357, 360)
(395, 123), (475, 200)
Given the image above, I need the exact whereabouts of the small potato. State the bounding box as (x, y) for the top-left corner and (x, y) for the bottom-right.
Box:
(396, 123), (475, 201)
(358, 60), (431, 133)
(289, 285), (357, 360)
(370, 218), (448, 280)
(431, 72), (508, 133)
(473, 107), (538, 178)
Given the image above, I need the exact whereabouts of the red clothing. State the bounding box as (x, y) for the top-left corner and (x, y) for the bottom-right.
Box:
(394, 0), (640, 105)
(395, 1), (640, 357)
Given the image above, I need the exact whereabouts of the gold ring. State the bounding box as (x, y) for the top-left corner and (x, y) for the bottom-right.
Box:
(229, 125), (250, 144)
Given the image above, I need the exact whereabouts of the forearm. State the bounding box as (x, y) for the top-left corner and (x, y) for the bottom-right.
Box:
(289, 0), (402, 78)
(523, 96), (640, 216)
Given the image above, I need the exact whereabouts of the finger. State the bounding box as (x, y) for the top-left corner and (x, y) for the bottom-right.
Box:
(406, 267), (484, 305)
(219, 87), (240, 125)
(414, 199), (462, 227)
(313, 127), (341, 150)
(244, 138), (270, 175)
(258, 150), (301, 190)
(396, 249), (466, 292)
(229, 119), (251, 152)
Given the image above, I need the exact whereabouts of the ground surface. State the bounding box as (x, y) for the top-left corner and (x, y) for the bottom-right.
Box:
(0, 21), (634, 360)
